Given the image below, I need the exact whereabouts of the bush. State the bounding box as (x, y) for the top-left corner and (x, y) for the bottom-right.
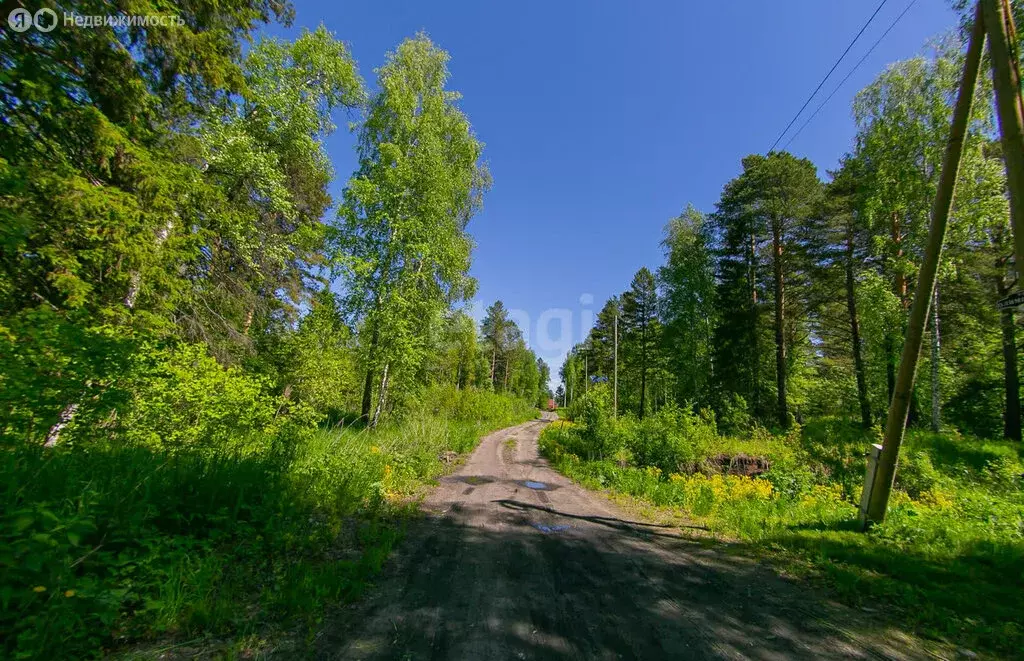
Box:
(0, 382), (534, 659)
(538, 412), (1024, 657)
(714, 392), (753, 435)
(623, 404), (717, 475)
(117, 343), (312, 453)
(894, 450), (942, 500)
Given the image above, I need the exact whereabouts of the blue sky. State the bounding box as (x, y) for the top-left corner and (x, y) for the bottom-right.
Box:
(266, 0), (957, 388)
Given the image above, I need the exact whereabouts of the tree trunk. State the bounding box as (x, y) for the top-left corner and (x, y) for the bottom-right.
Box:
(772, 217), (788, 428)
(242, 306), (255, 336)
(749, 231), (760, 416)
(361, 369), (374, 421)
(639, 343), (647, 420)
(370, 362), (389, 428)
(891, 211), (908, 309)
(48, 216), (174, 447)
(930, 288), (941, 432)
(997, 269), (1022, 441)
(124, 218), (173, 310)
(884, 334), (897, 403)
(43, 403), (79, 447)
(360, 325), (380, 421)
(845, 223), (872, 428)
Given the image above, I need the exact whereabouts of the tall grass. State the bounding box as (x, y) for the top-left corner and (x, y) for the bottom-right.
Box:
(541, 406), (1024, 656)
(1, 386), (535, 659)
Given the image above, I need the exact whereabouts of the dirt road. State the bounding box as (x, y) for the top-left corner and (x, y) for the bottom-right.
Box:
(321, 414), (935, 660)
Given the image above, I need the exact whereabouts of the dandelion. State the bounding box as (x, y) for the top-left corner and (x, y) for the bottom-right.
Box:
(64, 590), (75, 598)
(33, 586), (46, 593)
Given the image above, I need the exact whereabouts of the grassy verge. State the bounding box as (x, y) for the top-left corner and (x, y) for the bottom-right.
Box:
(540, 411), (1024, 657)
(1, 387), (535, 659)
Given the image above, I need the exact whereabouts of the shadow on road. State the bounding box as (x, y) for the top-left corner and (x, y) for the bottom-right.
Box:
(493, 498), (708, 537)
(317, 504), (919, 661)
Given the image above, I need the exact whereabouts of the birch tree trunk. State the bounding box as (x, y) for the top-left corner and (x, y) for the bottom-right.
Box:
(930, 288), (941, 432)
(370, 362), (390, 428)
(47, 217), (173, 446)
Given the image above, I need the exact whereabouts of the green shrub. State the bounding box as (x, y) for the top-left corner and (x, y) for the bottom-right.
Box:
(623, 404), (717, 475)
(0, 384), (534, 659)
(539, 415), (1024, 657)
(894, 450), (942, 500)
(714, 392), (753, 435)
(117, 343), (311, 453)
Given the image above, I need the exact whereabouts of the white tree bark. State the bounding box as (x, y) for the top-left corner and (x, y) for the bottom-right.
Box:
(370, 362), (390, 428)
(47, 217), (174, 446)
(930, 287), (941, 432)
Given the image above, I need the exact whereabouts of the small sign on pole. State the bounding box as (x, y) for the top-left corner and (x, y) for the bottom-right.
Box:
(858, 443), (884, 530)
(996, 290), (1024, 310)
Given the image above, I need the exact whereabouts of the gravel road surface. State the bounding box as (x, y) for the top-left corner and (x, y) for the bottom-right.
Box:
(321, 414), (936, 660)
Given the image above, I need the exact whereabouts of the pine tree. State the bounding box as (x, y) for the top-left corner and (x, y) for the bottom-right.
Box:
(621, 268), (660, 418)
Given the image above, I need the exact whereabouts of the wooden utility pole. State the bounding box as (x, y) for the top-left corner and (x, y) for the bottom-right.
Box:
(862, 2), (986, 526)
(982, 0), (1024, 276)
(613, 309), (619, 418)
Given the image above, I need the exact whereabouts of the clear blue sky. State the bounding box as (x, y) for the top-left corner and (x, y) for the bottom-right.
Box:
(266, 0), (957, 388)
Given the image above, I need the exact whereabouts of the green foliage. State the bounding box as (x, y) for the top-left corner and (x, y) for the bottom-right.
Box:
(0, 386), (533, 659)
(1, 12), (539, 658)
(117, 342), (318, 453)
(541, 416), (1024, 656)
(335, 33), (489, 424)
(620, 267), (660, 417)
(281, 289), (360, 419)
(659, 206), (716, 406)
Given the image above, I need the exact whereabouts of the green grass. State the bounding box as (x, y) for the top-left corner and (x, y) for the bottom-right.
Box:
(540, 415), (1024, 657)
(1, 386), (535, 659)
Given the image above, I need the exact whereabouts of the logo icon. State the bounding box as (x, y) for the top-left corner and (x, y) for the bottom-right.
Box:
(34, 8), (57, 32)
(8, 8), (32, 32)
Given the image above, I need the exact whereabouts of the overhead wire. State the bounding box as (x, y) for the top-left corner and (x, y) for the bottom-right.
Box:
(767, 0), (889, 153)
(781, 0), (919, 152)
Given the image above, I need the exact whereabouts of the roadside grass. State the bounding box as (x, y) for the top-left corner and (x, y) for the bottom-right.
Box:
(540, 414), (1024, 657)
(1, 387), (535, 659)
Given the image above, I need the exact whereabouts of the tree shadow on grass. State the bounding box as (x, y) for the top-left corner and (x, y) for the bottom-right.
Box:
(747, 525), (1024, 657)
(1, 443), (393, 659)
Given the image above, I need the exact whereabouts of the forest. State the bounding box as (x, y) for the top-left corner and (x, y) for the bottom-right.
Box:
(2, 0), (1024, 658)
(0, 3), (548, 657)
(560, 50), (1013, 438)
(547, 3), (1024, 656)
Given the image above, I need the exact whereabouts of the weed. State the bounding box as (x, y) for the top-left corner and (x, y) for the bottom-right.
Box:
(540, 408), (1024, 656)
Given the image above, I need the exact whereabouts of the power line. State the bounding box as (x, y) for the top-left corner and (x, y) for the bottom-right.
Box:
(782, 0), (918, 152)
(767, 0), (889, 154)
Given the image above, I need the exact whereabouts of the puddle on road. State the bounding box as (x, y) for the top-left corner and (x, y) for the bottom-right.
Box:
(532, 523), (570, 533)
(522, 480), (549, 490)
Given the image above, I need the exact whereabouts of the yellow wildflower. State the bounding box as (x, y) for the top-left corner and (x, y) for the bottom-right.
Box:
(64, 590), (75, 598)
(33, 586), (46, 593)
